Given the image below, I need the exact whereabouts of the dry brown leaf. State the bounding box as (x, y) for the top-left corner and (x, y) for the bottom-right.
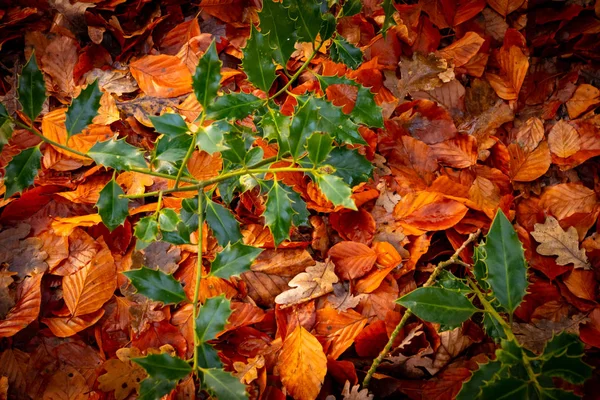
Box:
(0, 224), (48, 278)
(42, 309), (105, 338)
(431, 327), (474, 372)
(487, 45), (528, 101)
(275, 261), (339, 308)
(548, 120), (580, 159)
(384, 53), (452, 100)
(278, 325), (327, 400)
(487, 0), (525, 16)
(329, 242), (377, 280)
(539, 183), (598, 220)
(338, 380), (374, 400)
(430, 135), (477, 168)
(85, 68), (139, 96)
(514, 117), (544, 152)
(41, 35), (80, 102)
(0, 273), (43, 338)
(0, 376), (7, 400)
(42, 366), (90, 400)
(512, 314), (588, 353)
(51, 214), (103, 236)
(251, 248), (315, 277)
(315, 307), (368, 360)
(436, 32), (485, 67)
(566, 84), (600, 119)
(508, 141), (551, 182)
(130, 54), (192, 98)
(97, 347), (147, 400)
(233, 355), (265, 384)
(531, 216), (590, 269)
(0, 348), (28, 396)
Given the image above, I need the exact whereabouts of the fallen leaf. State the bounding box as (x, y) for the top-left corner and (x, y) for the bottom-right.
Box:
(394, 192), (468, 235)
(275, 261), (339, 308)
(512, 314), (588, 353)
(329, 242), (377, 280)
(531, 216), (590, 269)
(486, 36), (529, 100)
(97, 347), (147, 400)
(0, 273), (42, 338)
(508, 141), (551, 182)
(51, 215), (103, 236)
(316, 307), (368, 359)
(487, 0), (525, 16)
(41, 366), (90, 400)
(539, 183), (598, 220)
(130, 54), (192, 98)
(548, 120), (580, 158)
(566, 84), (600, 119)
(385, 53), (452, 100)
(0, 224), (48, 278)
(233, 355), (265, 384)
(436, 32), (484, 67)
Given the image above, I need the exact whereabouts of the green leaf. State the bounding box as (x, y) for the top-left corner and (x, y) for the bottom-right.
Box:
(18, 54), (46, 121)
(197, 122), (228, 155)
(0, 116), (13, 154)
(541, 333), (584, 360)
(260, 0), (298, 66)
(263, 180), (295, 245)
(353, 86), (384, 128)
(242, 25), (277, 92)
(135, 216), (159, 242)
(313, 97), (364, 145)
(197, 343), (222, 368)
(319, 13), (336, 41)
(483, 312), (506, 341)
(261, 108), (291, 155)
(96, 179), (128, 232)
(330, 37), (363, 69)
(342, 0), (362, 16)
(196, 295), (232, 343)
(306, 132), (333, 166)
(496, 340), (523, 366)
(200, 368), (248, 400)
(193, 41), (222, 110)
(456, 359), (501, 400)
(133, 353), (191, 381)
(88, 139), (147, 171)
(285, 0), (323, 44)
(161, 222), (192, 245)
(480, 378), (530, 400)
(206, 93), (262, 121)
(315, 173), (357, 210)
(4, 145), (41, 199)
(434, 270), (471, 293)
(397, 287), (478, 327)
(539, 388), (580, 400)
(381, 0), (396, 35)
(288, 188), (309, 227)
(149, 113), (189, 137)
(221, 131), (249, 164)
(209, 242), (263, 278)
(205, 197), (242, 246)
(542, 354), (593, 385)
(481, 209), (528, 315)
(123, 267), (187, 305)
(289, 96), (319, 158)
(153, 133), (192, 164)
(325, 147), (373, 186)
(473, 244), (488, 288)
(65, 80), (102, 137)
(138, 377), (176, 400)
(158, 208), (180, 232)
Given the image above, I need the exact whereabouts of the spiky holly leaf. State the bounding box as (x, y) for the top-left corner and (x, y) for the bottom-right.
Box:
(330, 37), (363, 70)
(320, 13), (336, 41)
(285, 0), (323, 44)
(18, 54), (46, 122)
(158, 208), (179, 232)
(480, 378), (530, 399)
(197, 343), (222, 369)
(149, 113), (189, 137)
(205, 197), (242, 246)
(381, 0), (396, 35)
(196, 295), (232, 343)
(325, 147), (373, 186)
(88, 139), (147, 171)
(288, 188), (310, 227)
(197, 121), (228, 155)
(306, 132), (333, 166)
(206, 93), (262, 121)
(209, 242), (263, 278)
(4, 145), (42, 199)
(133, 354), (191, 381)
(160, 222), (192, 245)
(123, 267), (187, 305)
(0, 105), (13, 153)
(153, 133), (192, 166)
(313, 97), (364, 145)
(481, 210), (528, 315)
(315, 173), (357, 210)
(65, 80), (102, 137)
(397, 287), (478, 328)
(193, 40), (221, 110)
(260, 0), (298, 66)
(261, 107), (291, 155)
(263, 180), (295, 245)
(289, 96), (319, 158)
(200, 368), (248, 400)
(96, 179), (128, 231)
(134, 216), (159, 242)
(343, 0), (362, 16)
(138, 378), (176, 400)
(542, 354), (592, 385)
(242, 25), (277, 92)
(456, 359), (502, 400)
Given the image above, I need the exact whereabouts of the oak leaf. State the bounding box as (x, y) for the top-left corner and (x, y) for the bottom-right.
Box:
(512, 314), (588, 353)
(130, 55), (192, 98)
(0, 224), (48, 278)
(278, 325), (327, 400)
(97, 347), (147, 400)
(339, 380), (374, 400)
(531, 216), (590, 269)
(275, 261), (339, 308)
(233, 355), (265, 384)
(548, 120), (580, 158)
(329, 242), (377, 280)
(384, 53), (452, 100)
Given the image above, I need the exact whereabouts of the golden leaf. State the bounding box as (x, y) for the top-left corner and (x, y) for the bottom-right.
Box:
(531, 216), (590, 269)
(130, 54), (192, 98)
(274, 261), (339, 308)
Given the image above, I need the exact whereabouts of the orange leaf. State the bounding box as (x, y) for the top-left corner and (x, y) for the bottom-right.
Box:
(51, 214), (103, 236)
(372, 242), (402, 269)
(437, 32), (484, 67)
(508, 141), (551, 182)
(394, 192), (468, 235)
(42, 309), (105, 338)
(41, 367), (90, 399)
(130, 54), (192, 98)
(487, 0), (525, 16)
(486, 45), (528, 100)
(315, 307), (368, 360)
(278, 325), (327, 400)
(169, 151), (222, 198)
(63, 246), (116, 316)
(566, 84), (600, 119)
(540, 183), (598, 220)
(430, 135), (477, 168)
(0, 274), (42, 338)
(548, 120), (580, 159)
(563, 270), (596, 301)
(513, 117), (544, 152)
(329, 242), (377, 280)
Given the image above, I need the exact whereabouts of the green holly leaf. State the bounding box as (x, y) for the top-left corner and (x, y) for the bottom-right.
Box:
(538, 388), (580, 400)
(134, 216), (159, 242)
(315, 173), (357, 210)
(209, 242), (263, 278)
(263, 180), (295, 245)
(260, 0), (298, 65)
(196, 295), (232, 343)
(96, 179), (128, 232)
(206, 93), (262, 121)
(306, 132), (332, 166)
(153, 133), (192, 165)
(434, 270), (471, 293)
(542, 354), (593, 385)
(193, 41), (222, 110)
(133, 353), (191, 381)
(197, 122), (228, 155)
(242, 25), (277, 92)
(456, 359), (501, 400)
(481, 210), (528, 315)
(65, 80), (102, 137)
(381, 0), (396, 35)
(4, 145), (41, 199)
(483, 313), (506, 341)
(261, 107), (291, 155)
(161, 222), (192, 245)
(397, 287), (478, 327)
(123, 267), (187, 305)
(496, 340), (523, 366)
(541, 333), (584, 360)
(313, 97), (364, 145)
(342, 0), (362, 16)
(286, 0), (323, 44)
(354, 86), (384, 128)
(201, 368), (248, 400)
(319, 13), (336, 41)
(158, 208), (180, 232)
(18, 54), (46, 122)
(221, 131), (248, 164)
(197, 343), (222, 369)
(325, 147), (373, 186)
(88, 138), (147, 171)
(138, 378), (176, 400)
(480, 378), (530, 400)
(149, 113), (189, 137)
(289, 96), (319, 158)
(288, 188), (309, 226)
(473, 245), (488, 287)
(0, 116), (13, 154)
(330, 37), (363, 70)
(205, 197), (242, 246)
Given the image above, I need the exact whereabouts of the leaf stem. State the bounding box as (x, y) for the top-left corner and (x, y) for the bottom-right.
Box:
(14, 119), (90, 159)
(269, 41), (321, 100)
(174, 131), (198, 189)
(192, 191), (205, 372)
(362, 229), (481, 389)
(129, 167), (199, 184)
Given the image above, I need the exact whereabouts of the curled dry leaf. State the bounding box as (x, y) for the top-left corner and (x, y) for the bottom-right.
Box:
(512, 314), (588, 353)
(0, 273), (42, 338)
(278, 325), (327, 400)
(486, 40), (529, 100)
(531, 216), (590, 269)
(275, 261), (339, 308)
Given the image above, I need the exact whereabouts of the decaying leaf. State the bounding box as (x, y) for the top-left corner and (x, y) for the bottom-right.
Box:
(233, 355), (265, 384)
(512, 314), (588, 353)
(97, 347), (147, 400)
(531, 216), (590, 269)
(275, 261), (339, 308)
